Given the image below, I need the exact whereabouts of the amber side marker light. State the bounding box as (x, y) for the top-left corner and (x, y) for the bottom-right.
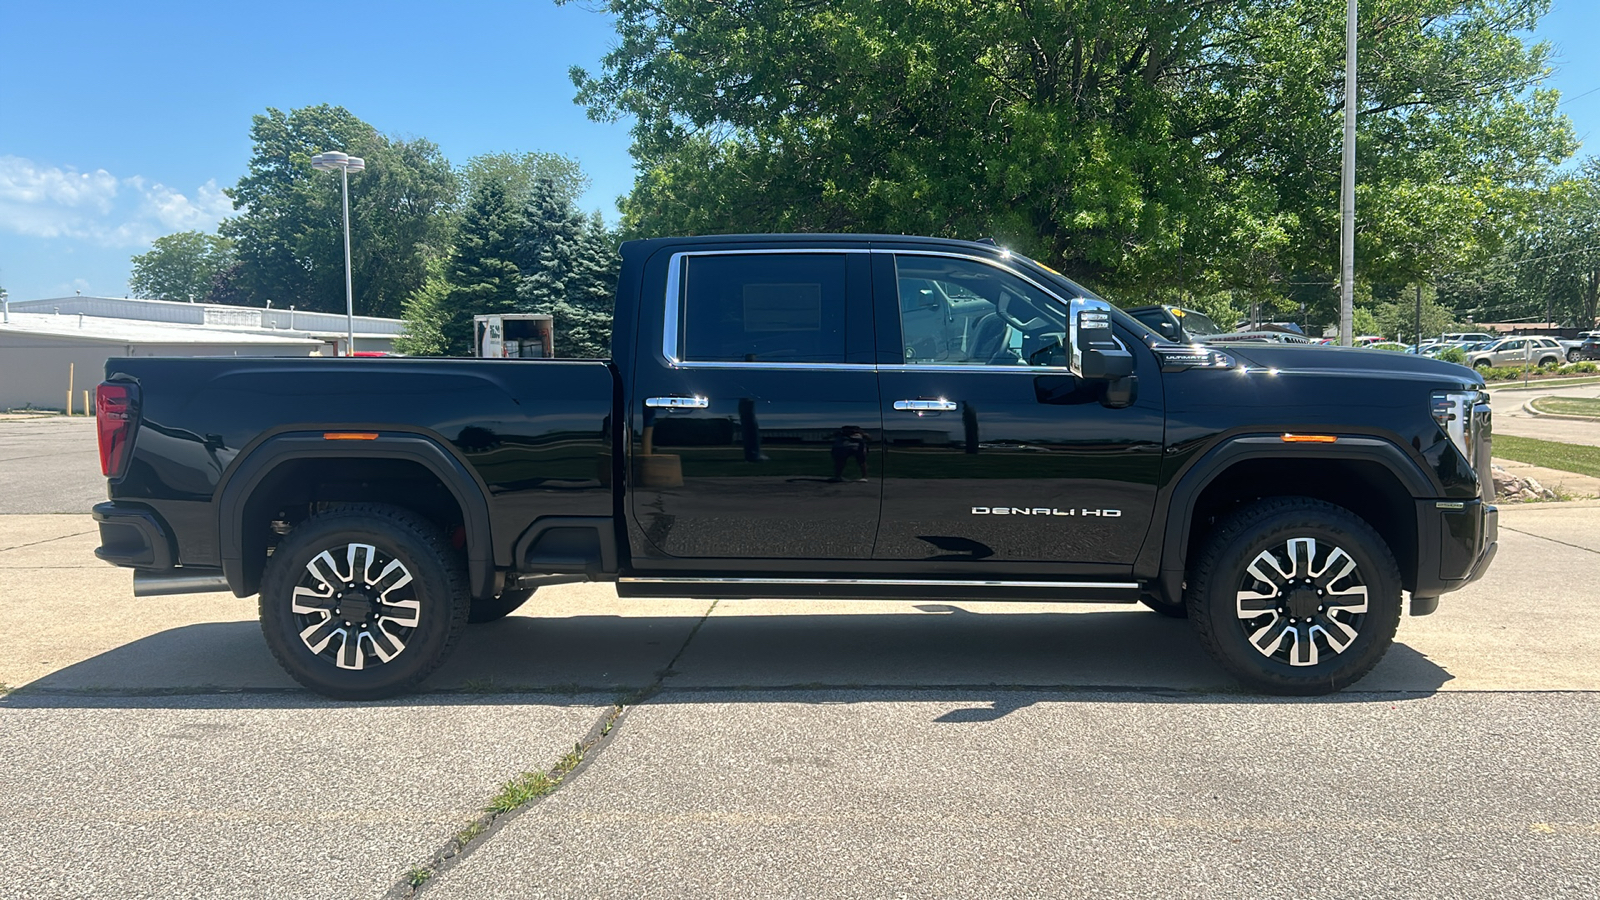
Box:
(1281, 433), (1338, 443)
(324, 432), (379, 441)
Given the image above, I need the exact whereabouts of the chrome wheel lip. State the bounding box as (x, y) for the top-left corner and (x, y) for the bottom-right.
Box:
(291, 542), (420, 671)
(1235, 536), (1368, 667)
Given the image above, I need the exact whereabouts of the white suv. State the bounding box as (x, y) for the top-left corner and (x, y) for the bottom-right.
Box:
(1468, 337), (1564, 369)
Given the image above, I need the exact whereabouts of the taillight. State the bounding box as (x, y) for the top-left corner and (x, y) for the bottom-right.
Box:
(96, 382), (140, 480)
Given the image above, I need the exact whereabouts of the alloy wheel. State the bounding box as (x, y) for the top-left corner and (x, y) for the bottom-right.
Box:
(291, 542), (420, 670)
(1234, 537), (1368, 667)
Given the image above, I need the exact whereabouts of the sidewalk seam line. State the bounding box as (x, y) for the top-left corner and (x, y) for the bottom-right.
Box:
(390, 599), (719, 898)
(0, 529), (96, 554)
(1499, 525), (1600, 555)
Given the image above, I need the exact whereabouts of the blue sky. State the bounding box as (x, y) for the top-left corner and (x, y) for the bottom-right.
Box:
(1, 0), (1597, 302)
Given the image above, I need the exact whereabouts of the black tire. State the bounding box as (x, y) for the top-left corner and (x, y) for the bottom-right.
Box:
(1539, 355), (1560, 368)
(1186, 497), (1402, 695)
(259, 504), (469, 700)
(1139, 595), (1188, 618)
(1472, 358), (1491, 369)
(468, 588), (535, 624)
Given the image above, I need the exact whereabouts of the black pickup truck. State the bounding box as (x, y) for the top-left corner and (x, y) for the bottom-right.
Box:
(92, 234), (1497, 698)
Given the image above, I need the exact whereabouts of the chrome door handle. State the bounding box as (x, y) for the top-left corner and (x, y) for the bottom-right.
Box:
(645, 396), (709, 409)
(893, 399), (957, 411)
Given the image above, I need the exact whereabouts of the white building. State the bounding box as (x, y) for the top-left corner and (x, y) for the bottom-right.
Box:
(0, 311), (321, 413)
(7, 296), (404, 356)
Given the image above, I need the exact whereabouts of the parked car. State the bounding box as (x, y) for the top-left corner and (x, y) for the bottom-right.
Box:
(1575, 336), (1600, 361)
(1468, 337), (1565, 369)
(92, 233), (1497, 700)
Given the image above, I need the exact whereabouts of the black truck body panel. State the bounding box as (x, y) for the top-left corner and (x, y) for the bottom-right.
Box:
(94, 233), (1496, 621)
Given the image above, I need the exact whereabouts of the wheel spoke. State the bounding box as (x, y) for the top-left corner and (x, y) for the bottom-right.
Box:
(1323, 583), (1368, 612)
(305, 550), (346, 592)
(291, 585), (336, 614)
(366, 625), (404, 663)
(1236, 589), (1278, 616)
(1312, 615), (1358, 653)
(299, 617), (339, 654)
(347, 543), (378, 588)
(371, 559), (413, 598)
(1290, 625), (1318, 666)
(376, 599), (420, 628)
(336, 630), (365, 670)
(1285, 537), (1316, 579)
(1248, 616), (1292, 655)
(1245, 550), (1292, 591)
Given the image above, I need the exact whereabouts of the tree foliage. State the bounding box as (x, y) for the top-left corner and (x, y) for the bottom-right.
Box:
(129, 231), (235, 302)
(569, 0), (1572, 328)
(219, 105), (458, 317)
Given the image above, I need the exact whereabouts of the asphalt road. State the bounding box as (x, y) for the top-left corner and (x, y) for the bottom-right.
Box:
(5, 408), (1600, 898)
(0, 416), (104, 514)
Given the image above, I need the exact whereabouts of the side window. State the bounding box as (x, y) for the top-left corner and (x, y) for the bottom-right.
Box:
(680, 254), (848, 363)
(894, 255), (1068, 367)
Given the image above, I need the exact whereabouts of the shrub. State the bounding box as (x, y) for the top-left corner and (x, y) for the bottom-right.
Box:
(1439, 347), (1467, 365)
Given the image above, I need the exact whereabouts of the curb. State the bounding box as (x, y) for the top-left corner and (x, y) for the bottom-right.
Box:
(1519, 400), (1600, 422)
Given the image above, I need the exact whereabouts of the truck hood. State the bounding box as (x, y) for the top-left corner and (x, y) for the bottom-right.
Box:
(1218, 342), (1484, 387)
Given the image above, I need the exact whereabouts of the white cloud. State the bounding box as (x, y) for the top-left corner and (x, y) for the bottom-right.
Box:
(0, 155), (234, 247)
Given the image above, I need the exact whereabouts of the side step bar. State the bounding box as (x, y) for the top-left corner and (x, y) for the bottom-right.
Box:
(616, 577), (1142, 603)
(133, 567), (231, 597)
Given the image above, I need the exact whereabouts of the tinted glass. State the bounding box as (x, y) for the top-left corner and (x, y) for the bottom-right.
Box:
(681, 254), (848, 363)
(894, 255), (1068, 367)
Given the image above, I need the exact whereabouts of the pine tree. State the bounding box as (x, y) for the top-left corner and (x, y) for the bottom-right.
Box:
(516, 178), (586, 354)
(561, 212), (620, 358)
(439, 180), (525, 355)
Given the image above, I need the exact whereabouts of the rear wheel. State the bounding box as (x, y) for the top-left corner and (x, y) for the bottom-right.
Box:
(259, 504), (468, 700)
(468, 588), (535, 624)
(1186, 497), (1401, 695)
(1568, 348), (1581, 363)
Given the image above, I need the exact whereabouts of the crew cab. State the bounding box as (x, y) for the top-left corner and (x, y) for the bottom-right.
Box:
(92, 234), (1498, 699)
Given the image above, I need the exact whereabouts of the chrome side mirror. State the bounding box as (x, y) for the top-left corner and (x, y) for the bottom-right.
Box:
(1069, 298), (1134, 381)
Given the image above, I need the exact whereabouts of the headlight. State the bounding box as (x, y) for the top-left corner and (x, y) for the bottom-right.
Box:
(1431, 390), (1483, 467)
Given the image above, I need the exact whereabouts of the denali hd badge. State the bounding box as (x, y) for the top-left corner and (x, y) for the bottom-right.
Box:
(972, 507), (1122, 517)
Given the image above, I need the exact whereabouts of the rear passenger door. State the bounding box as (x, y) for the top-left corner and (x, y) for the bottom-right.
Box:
(628, 248), (883, 561)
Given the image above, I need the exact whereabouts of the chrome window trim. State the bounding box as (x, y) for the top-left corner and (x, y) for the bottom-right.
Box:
(663, 248), (868, 367)
(658, 245), (1087, 373)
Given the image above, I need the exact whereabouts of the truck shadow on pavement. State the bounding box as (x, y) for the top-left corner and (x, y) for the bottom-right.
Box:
(5, 605), (1454, 709)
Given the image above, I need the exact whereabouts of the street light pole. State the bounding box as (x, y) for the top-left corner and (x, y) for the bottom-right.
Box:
(310, 151), (366, 356)
(1339, 0), (1357, 347)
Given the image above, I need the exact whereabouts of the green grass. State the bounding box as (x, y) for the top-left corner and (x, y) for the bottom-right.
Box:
(1530, 397), (1600, 418)
(1493, 434), (1600, 479)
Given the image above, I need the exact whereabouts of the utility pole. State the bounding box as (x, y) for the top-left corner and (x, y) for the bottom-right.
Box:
(1415, 282), (1422, 347)
(1339, 0), (1357, 347)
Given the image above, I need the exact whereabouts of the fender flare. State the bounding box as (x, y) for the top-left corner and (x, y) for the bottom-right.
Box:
(1153, 434), (1436, 604)
(216, 432), (494, 600)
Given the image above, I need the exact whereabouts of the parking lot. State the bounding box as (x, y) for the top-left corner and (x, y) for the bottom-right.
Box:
(3, 415), (1599, 899)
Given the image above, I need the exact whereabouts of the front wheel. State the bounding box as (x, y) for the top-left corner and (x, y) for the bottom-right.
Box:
(259, 504), (469, 700)
(1186, 497), (1402, 695)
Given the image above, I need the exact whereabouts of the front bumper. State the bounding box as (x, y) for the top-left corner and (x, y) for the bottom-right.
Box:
(1410, 498), (1497, 614)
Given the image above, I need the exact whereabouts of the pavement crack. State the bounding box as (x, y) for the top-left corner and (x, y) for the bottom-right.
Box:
(1500, 525), (1600, 555)
(0, 529), (96, 554)
(389, 600), (720, 897)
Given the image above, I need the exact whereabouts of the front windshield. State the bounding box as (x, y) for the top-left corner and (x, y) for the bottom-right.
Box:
(1176, 309), (1224, 336)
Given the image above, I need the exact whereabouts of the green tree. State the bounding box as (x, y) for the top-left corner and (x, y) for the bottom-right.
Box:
(129, 231), (235, 302)
(1512, 160), (1600, 329)
(437, 180), (527, 356)
(396, 258), (451, 356)
(561, 212), (622, 357)
(220, 105), (457, 317)
(459, 152), (591, 211)
(569, 0), (1572, 315)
